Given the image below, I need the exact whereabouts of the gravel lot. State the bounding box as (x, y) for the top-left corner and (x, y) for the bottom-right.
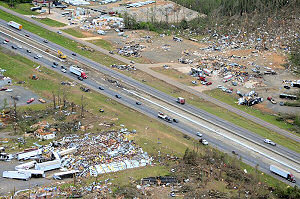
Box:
(0, 85), (45, 107)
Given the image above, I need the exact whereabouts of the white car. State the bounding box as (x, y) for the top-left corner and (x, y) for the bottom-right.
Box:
(196, 132), (202, 137)
(202, 139), (208, 145)
(264, 139), (276, 146)
(37, 54), (42, 58)
(3, 40), (7, 44)
(61, 69), (67, 73)
(5, 89), (13, 92)
(57, 31), (62, 34)
(17, 45), (22, 49)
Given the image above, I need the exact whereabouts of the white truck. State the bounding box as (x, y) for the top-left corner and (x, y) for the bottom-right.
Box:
(2, 170), (31, 180)
(69, 66), (87, 79)
(15, 160), (37, 170)
(7, 21), (22, 30)
(270, 165), (296, 183)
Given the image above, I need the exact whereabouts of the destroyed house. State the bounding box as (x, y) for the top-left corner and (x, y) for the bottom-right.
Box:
(141, 176), (178, 185)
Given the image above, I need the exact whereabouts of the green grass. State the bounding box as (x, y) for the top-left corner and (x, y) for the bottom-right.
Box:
(35, 18), (66, 27)
(0, 2), (38, 15)
(90, 39), (113, 51)
(63, 28), (89, 38)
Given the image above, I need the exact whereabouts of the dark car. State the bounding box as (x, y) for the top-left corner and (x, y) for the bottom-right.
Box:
(25, 34), (30, 37)
(34, 56), (39, 59)
(284, 85), (290, 89)
(173, 118), (179, 123)
(99, 108), (104, 113)
(78, 76), (83, 81)
(98, 86), (104, 90)
(115, 94), (121, 99)
(27, 49), (31, 53)
(61, 65), (66, 69)
(43, 40), (48, 43)
(136, 102), (142, 105)
(53, 62), (58, 66)
(11, 45), (17, 49)
(72, 53), (76, 56)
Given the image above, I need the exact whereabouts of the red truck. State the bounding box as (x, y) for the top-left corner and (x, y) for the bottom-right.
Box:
(176, 97), (185, 104)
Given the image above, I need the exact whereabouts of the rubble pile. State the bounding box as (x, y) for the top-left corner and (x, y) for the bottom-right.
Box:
(237, 90), (263, 106)
(111, 64), (136, 71)
(117, 44), (145, 57)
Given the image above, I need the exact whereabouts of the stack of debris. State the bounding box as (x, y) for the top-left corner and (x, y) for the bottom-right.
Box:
(237, 90), (263, 106)
(111, 64), (136, 71)
(117, 44), (145, 57)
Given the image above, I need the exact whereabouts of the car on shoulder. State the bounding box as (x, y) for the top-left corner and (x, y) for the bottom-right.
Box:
(201, 139), (208, 145)
(196, 132), (202, 137)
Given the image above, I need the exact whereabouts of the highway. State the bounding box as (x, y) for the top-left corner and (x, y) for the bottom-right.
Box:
(0, 23), (299, 185)
(0, 19), (299, 162)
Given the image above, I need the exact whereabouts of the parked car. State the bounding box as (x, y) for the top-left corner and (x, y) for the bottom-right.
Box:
(264, 139), (276, 146)
(279, 102), (285, 106)
(99, 108), (104, 113)
(0, 87), (8, 91)
(201, 139), (208, 145)
(26, 98), (35, 104)
(38, 98), (46, 103)
(57, 31), (62, 34)
(5, 89), (13, 92)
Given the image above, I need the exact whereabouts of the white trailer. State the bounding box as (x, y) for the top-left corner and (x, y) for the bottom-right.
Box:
(53, 170), (80, 180)
(69, 66), (87, 79)
(18, 169), (45, 178)
(58, 147), (77, 156)
(270, 165), (296, 182)
(7, 21), (22, 30)
(3, 171), (31, 180)
(15, 160), (37, 170)
(17, 148), (42, 161)
(35, 159), (61, 171)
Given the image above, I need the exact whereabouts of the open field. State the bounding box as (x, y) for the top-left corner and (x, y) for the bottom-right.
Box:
(0, 2), (38, 15)
(62, 28), (94, 38)
(35, 18), (66, 27)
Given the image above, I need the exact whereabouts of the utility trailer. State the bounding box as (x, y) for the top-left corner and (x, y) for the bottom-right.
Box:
(2, 171), (31, 180)
(35, 159), (61, 171)
(17, 148), (42, 161)
(53, 170), (80, 180)
(7, 21), (22, 30)
(270, 165), (296, 182)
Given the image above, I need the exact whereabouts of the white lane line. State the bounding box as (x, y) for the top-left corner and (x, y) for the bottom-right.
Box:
(125, 89), (300, 173)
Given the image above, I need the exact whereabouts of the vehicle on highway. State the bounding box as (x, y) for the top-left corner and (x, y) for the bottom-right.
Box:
(37, 54), (42, 58)
(136, 101), (142, 105)
(57, 31), (62, 34)
(4, 39), (9, 43)
(17, 45), (22, 49)
(196, 132), (202, 137)
(34, 56), (39, 59)
(3, 40), (7, 44)
(43, 40), (48, 43)
(11, 45), (17, 49)
(53, 62), (58, 66)
(70, 66), (87, 79)
(115, 94), (121, 99)
(25, 34), (30, 37)
(173, 118), (179, 123)
(78, 76), (83, 81)
(270, 165), (296, 182)
(26, 49), (31, 53)
(7, 21), (22, 30)
(264, 139), (276, 146)
(52, 64), (57, 68)
(27, 98), (35, 104)
(98, 86), (104, 90)
(5, 89), (13, 92)
(176, 97), (185, 104)
(61, 69), (67, 73)
(72, 53), (76, 56)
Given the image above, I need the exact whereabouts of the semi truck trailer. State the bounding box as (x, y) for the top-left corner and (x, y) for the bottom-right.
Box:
(7, 21), (22, 30)
(270, 165), (296, 183)
(69, 66), (87, 79)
